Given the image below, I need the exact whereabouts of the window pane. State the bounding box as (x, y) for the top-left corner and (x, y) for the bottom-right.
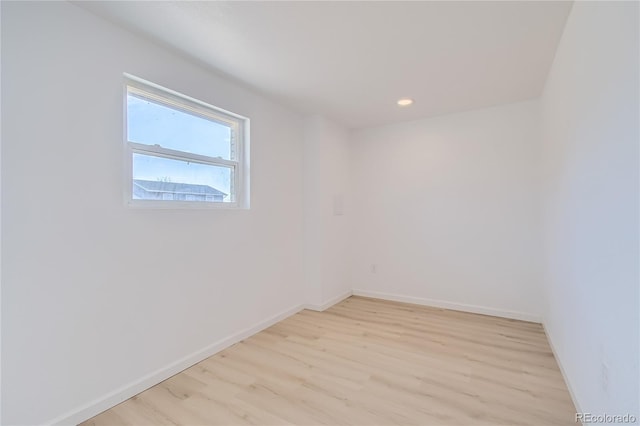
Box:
(127, 92), (233, 160)
(132, 153), (232, 203)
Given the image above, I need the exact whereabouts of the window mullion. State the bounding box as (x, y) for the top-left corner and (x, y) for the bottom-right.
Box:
(129, 142), (237, 168)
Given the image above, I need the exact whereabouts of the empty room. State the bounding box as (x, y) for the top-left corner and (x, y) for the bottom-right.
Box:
(1, 1), (638, 425)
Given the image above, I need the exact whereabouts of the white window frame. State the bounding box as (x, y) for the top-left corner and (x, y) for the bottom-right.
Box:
(123, 74), (250, 209)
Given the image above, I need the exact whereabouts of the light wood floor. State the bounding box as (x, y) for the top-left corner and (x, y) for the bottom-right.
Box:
(82, 296), (576, 425)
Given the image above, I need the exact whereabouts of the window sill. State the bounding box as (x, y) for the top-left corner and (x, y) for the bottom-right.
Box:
(126, 200), (248, 210)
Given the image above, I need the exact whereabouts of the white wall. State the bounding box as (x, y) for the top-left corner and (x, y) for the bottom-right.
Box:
(350, 100), (542, 320)
(0, 2), (3, 422)
(303, 116), (352, 307)
(1, 2), (305, 424)
(540, 1), (639, 418)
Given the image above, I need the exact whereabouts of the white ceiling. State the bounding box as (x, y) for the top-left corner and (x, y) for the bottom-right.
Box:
(78, 1), (572, 129)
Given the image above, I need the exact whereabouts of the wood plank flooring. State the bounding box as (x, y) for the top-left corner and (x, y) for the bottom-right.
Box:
(82, 296), (576, 425)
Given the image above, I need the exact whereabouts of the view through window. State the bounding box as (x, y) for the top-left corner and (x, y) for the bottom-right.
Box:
(125, 77), (247, 206)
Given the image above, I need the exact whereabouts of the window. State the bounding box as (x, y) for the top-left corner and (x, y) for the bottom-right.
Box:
(124, 75), (249, 208)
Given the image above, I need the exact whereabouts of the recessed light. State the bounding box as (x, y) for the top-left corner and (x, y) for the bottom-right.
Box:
(397, 98), (413, 107)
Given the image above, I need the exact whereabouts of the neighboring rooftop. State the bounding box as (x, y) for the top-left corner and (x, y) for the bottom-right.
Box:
(133, 179), (227, 197)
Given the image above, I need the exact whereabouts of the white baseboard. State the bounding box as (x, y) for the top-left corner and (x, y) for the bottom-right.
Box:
(47, 303), (304, 426)
(352, 289), (541, 323)
(304, 290), (353, 312)
(542, 322), (582, 418)
(45, 289), (540, 425)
